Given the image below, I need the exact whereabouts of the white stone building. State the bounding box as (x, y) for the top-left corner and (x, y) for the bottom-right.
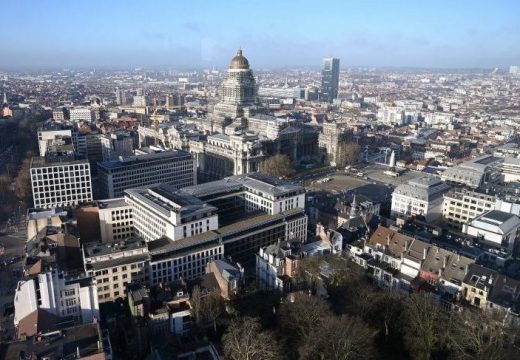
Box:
(391, 176), (450, 222)
(501, 157), (520, 183)
(124, 184), (219, 242)
(462, 210), (520, 251)
(98, 198), (134, 243)
(69, 107), (95, 122)
(14, 270), (99, 327)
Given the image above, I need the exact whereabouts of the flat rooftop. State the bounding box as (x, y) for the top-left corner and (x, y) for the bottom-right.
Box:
(30, 156), (89, 168)
(83, 236), (147, 258)
(183, 172), (304, 199)
(125, 184), (217, 219)
(98, 197), (127, 209)
(148, 232), (220, 261)
(478, 210), (516, 224)
(98, 149), (192, 170)
(0, 323), (106, 360)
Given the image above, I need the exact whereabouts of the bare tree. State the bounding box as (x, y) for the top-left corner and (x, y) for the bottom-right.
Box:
(222, 317), (281, 360)
(403, 293), (455, 360)
(201, 291), (225, 333)
(299, 315), (376, 360)
(258, 154), (295, 178)
(190, 285), (202, 326)
(451, 309), (514, 360)
(278, 292), (331, 342)
(368, 289), (404, 337)
(336, 141), (360, 168)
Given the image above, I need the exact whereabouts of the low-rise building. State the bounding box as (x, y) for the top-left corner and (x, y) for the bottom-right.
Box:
(501, 157), (520, 183)
(462, 264), (520, 315)
(83, 237), (149, 303)
(0, 323), (112, 360)
(14, 270), (99, 329)
(205, 259), (244, 300)
(441, 155), (501, 189)
(462, 210), (520, 250)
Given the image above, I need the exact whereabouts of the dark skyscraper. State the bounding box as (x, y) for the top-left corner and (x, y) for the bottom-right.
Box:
(321, 57), (340, 102)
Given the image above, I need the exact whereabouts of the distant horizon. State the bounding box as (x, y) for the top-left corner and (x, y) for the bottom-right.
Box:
(2, 0), (519, 70)
(0, 64), (510, 73)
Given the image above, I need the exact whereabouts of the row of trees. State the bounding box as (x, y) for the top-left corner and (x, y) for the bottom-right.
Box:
(257, 140), (361, 180)
(0, 116), (37, 221)
(217, 256), (520, 360)
(222, 291), (519, 360)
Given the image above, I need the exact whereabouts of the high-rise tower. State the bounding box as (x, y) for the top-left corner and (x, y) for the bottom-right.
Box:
(321, 57), (340, 103)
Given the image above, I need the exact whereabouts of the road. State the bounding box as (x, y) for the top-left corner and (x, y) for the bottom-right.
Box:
(0, 225), (26, 341)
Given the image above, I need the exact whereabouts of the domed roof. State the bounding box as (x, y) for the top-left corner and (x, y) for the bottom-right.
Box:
(229, 49), (250, 70)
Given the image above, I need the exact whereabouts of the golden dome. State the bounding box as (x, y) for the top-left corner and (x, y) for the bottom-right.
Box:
(229, 49), (250, 69)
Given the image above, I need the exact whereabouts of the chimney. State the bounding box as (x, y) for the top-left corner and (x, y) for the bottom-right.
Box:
(423, 247), (427, 260)
(386, 235), (390, 246)
(443, 256), (447, 269)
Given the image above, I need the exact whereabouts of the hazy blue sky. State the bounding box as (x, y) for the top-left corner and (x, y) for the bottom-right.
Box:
(2, 0), (519, 69)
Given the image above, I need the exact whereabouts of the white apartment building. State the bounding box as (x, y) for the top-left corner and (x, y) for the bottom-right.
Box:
(98, 198), (134, 243)
(501, 157), (520, 183)
(377, 105), (405, 126)
(69, 107), (94, 122)
(14, 270), (99, 327)
(442, 188), (496, 230)
(133, 95), (146, 107)
(124, 184), (219, 242)
(30, 158), (93, 209)
(423, 112), (454, 126)
(391, 176), (450, 222)
(462, 210), (520, 251)
(97, 150), (196, 199)
(83, 237), (149, 303)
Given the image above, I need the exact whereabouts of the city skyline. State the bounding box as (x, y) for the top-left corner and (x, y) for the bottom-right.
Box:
(2, 0), (519, 70)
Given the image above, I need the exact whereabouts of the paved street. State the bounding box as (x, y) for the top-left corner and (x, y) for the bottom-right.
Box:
(0, 224), (26, 341)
